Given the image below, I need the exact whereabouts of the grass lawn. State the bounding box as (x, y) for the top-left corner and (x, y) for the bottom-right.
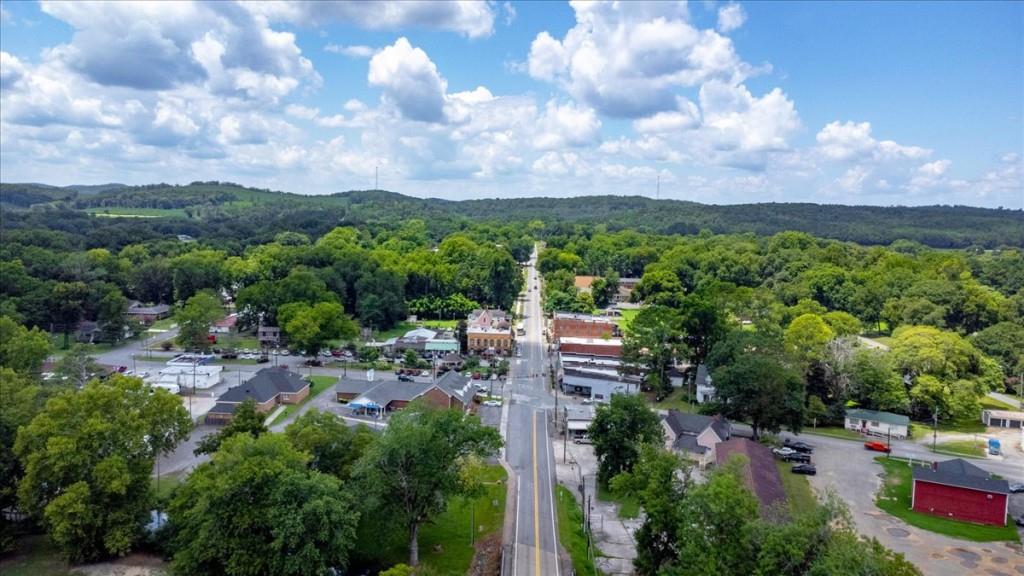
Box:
(556, 485), (601, 576)
(147, 318), (177, 331)
(651, 388), (697, 412)
(85, 206), (187, 218)
(980, 395), (1016, 411)
(910, 418), (986, 437)
(615, 308), (640, 331)
(376, 464), (508, 575)
(596, 482), (640, 519)
(775, 460), (817, 515)
(269, 375), (336, 426)
(0, 535), (84, 576)
(152, 470), (185, 504)
(800, 426), (863, 441)
(932, 439), (986, 458)
(214, 335), (260, 350)
(873, 457), (1019, 542)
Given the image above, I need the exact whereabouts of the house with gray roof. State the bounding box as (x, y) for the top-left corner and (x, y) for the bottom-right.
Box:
(662, 410), (732, 468)
(336, 370), (469, 417)
(206, 368), (309, 424)
(911, 458), (1010, 526)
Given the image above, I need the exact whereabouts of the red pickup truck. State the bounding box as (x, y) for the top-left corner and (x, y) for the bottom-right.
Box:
(864, 441), (891, 453)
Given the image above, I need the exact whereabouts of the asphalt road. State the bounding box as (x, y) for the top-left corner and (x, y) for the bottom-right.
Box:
(507, 248), (561, 576)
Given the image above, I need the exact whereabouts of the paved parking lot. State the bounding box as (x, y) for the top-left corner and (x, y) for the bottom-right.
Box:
(790, 433), (1024, 576)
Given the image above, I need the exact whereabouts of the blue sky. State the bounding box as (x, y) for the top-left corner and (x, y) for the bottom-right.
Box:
(1, 1), (1020, 207)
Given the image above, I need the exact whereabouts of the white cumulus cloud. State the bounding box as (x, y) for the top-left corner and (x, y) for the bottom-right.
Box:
(717, 3), (747, 33)
(368, 37), (447, 123)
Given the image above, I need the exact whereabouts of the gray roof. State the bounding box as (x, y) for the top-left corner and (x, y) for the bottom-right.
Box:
(335, 379), (378, 396)
(845, 409), (910, 427)
(696, 363), (710, 385)
(912, 458), (1009, 494)
(672, 435), (708, 454)
(664, 410), (730, 441)
(435, 370), (471, 402)
(208, 402), (238, 415)
(356, 381), (435, 406)
(219, 368), (308, 404)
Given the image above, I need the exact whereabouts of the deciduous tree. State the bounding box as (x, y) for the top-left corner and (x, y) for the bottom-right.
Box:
(588, 394), (663, 483)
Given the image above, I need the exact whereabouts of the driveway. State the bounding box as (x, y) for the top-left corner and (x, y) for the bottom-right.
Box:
(785, 432), (1024, 576)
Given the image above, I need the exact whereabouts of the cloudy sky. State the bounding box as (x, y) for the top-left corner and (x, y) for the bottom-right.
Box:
(1, 1), (1021, 207)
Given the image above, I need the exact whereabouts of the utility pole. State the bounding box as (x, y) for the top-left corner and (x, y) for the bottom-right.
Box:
(656, 173), (660, 200)
(932, 407), (939, 452)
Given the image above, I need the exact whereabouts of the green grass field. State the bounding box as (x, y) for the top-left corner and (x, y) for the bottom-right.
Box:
(556, 485), (601, 576)
(775, 460), (817, 515)
(269, 375), (336, 426)
(874, 457), (1019, 542)
(651, 388), (697, 412)
(799, 426), (863, 441)
(374, 464), (508, 575)
(931, 439), (987, 458)
(596, 482), (640, 519)
(615, 308), (640, 331)
(85, 207), (187, 218)
(980, 395), (1016, 411)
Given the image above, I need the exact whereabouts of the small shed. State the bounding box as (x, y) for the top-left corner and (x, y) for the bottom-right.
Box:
(911, 458), (1009, 526)
(844, 408), (910, 439)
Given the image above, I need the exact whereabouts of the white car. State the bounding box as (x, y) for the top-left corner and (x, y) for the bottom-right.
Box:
(482, 400), (502, 407)
(772, 447), (797, 457)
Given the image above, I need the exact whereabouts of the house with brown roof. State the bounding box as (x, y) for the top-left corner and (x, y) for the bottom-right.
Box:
(716, 438), (787, 519)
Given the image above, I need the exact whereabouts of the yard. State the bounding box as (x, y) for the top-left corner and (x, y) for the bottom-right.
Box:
(931, 439), (987, 458)
(775, 460), (817, 515)
(799, 426), (864, 441)
(372, 464), (508, 575)
(556, 485), (601, 576)
(0, 536), (85, 576)
(650, 388), (697, 412)
(873, 457), (1019, 542)
(85, 206), (187, 218)
(596, 482), (640, 519)
(269, 375), (336, 426)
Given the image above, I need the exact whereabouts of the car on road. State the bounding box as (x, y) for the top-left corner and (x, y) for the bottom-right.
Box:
(784, 439), (814, 453)
(1008, 483), (1024, 493)
(791, 464), (817, 475)
(581, 398), (593, 405)
(783, 452), (812, 463)
(397, 374), (414, 382)
(772, 447), (798, 457)
(864, 441), (891, 453)
(482, 400), (501, 407)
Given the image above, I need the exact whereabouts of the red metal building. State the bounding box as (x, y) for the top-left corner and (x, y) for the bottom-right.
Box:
(911, 458), (1010, 526)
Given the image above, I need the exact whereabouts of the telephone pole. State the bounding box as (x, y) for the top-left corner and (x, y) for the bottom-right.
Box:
(374, 165), (379, 190)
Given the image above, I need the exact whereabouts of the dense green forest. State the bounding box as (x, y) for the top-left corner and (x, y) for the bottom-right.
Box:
(3, 181), (1022, 248)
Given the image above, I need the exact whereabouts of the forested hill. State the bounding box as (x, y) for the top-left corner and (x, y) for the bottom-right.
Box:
(2, 181), (1022, 248)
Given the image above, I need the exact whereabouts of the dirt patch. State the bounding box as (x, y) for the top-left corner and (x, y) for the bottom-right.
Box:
(467, 534), (502, 576)
(76, 553), (168, 576)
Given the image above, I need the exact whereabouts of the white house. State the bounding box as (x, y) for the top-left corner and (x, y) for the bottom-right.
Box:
(844, 408), (910, 439)
(663, 410), (731, 468)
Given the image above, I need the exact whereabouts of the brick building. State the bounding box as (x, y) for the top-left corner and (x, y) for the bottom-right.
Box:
(551, 312), (619, 340)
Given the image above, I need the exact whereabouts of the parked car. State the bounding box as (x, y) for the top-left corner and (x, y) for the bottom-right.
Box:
(864, 441), (891, 453)
(791, 464), (817, 475)
(783, 452), (812, 463)
(772, 447), (797, 457)
(581, 398), (594, 405)
(304, 359), (323, 367)
(1008, 483), (1024, 494)
(398, 374), (414, 382)
(256, 355), (269, 363)
(221, 349), (238, 359)
(573, 436), (593, 445)
(482, 400), (501, 407)
(1016, 515), (1024, 528)
(784, 439), (814, 453)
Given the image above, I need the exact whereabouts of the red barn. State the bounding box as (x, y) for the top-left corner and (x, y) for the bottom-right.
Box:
(911, 458), (1010, 526)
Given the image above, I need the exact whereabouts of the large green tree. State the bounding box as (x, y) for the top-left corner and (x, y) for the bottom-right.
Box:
(285, 409), (375, 481)
(175, 291), (223, 351)
(15, 375), (191, 562)
(194, 398), (267, 456)
(588, 394), (663, 483)
(279, 301), (357, 358)
(0, 316), (52, 375)
(354, 404), (501, 566)
(170, 433), (359, 576)
(621, 305), (687, 398)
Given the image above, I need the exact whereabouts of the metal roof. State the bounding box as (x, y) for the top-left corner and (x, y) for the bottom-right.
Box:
(912, 458), (1009, 494)
(845, 408), (910, 427)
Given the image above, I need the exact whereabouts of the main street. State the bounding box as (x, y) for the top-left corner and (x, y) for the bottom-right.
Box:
(506, 247), (561, 576)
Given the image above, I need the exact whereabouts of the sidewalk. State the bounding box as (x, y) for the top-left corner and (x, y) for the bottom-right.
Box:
(552, 435), (639, 575)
